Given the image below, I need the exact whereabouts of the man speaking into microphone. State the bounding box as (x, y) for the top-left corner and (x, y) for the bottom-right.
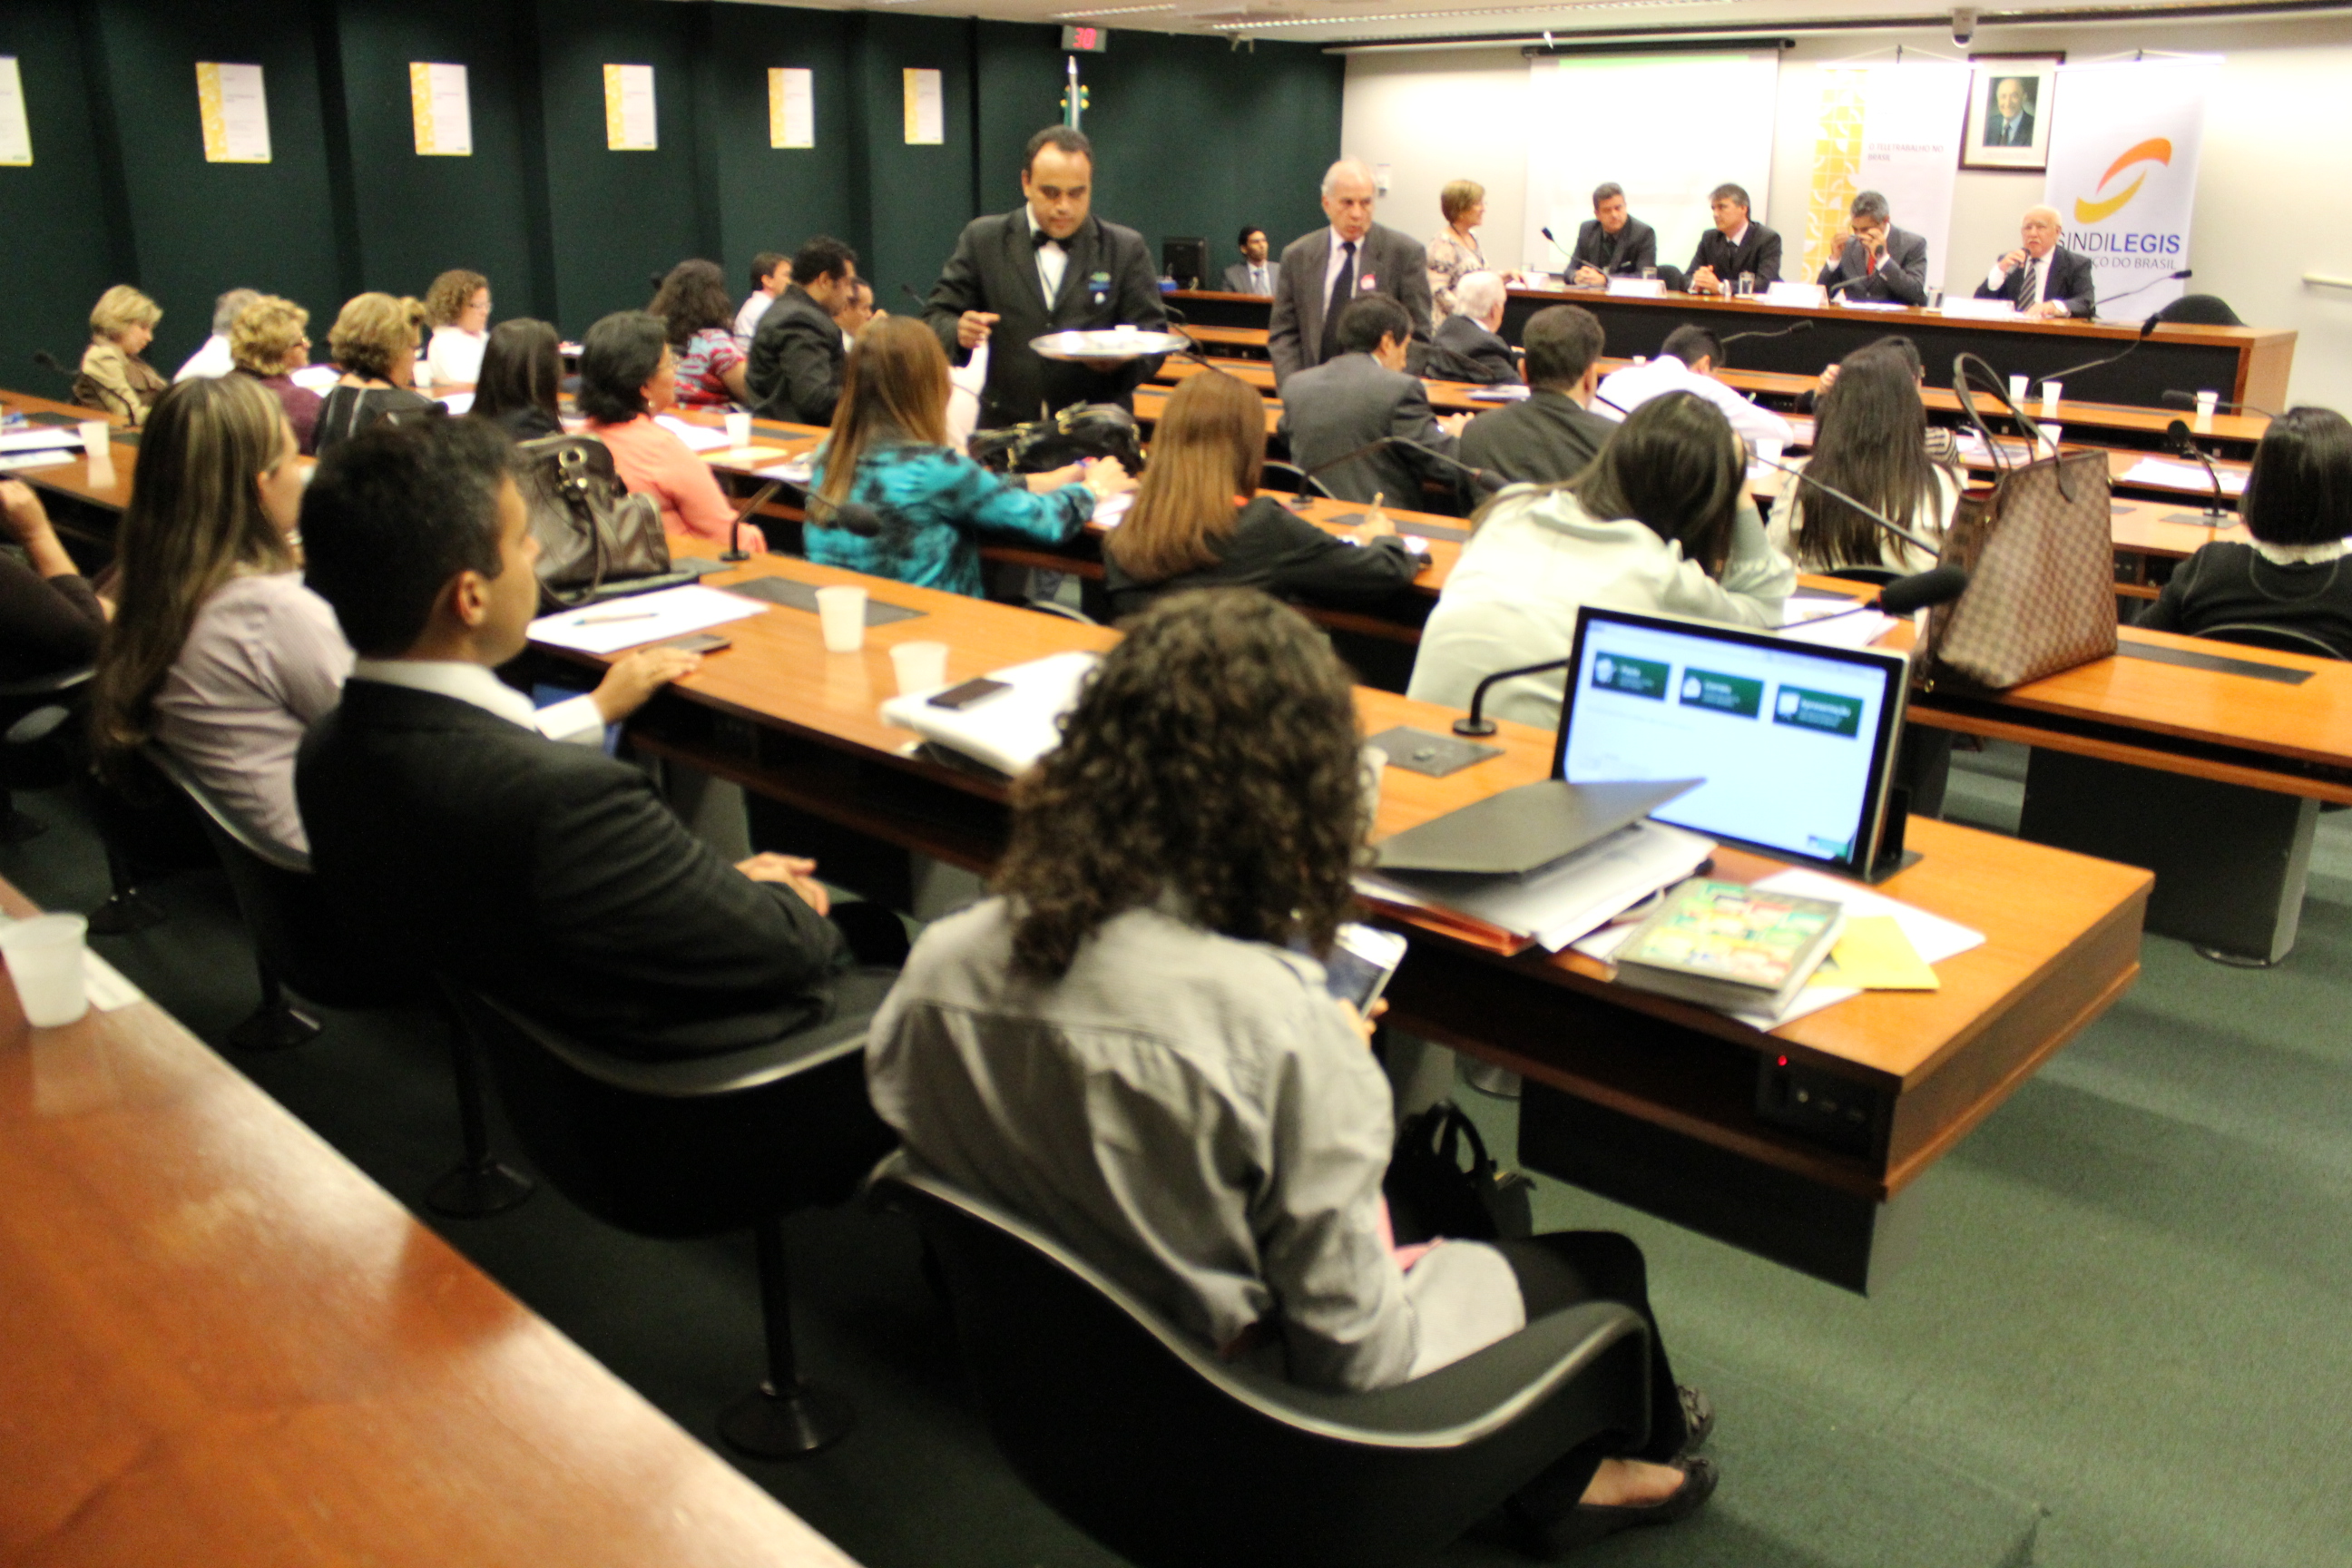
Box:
(1976, 205), (2097, 320)
(1815, 191), (1930, 306)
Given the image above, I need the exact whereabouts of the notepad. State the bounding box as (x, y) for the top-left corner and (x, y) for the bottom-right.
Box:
(653, 415), (732, 452)
(1811, 915), (1938, 990)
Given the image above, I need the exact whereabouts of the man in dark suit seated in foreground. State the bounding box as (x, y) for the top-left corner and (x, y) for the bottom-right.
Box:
(1279, 295), (1472, 513)
(297, 418), (871, 1059)
(1426, 271), (1523, 387)
(1459, 304), (1617, 486)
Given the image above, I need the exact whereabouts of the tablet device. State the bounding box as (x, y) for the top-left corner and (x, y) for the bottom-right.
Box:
(1553, 607), (1910, 879)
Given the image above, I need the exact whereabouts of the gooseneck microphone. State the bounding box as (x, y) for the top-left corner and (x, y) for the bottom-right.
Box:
(1773, 565), (1972, 636)
(1539, 226), (1580, 270)
(2164, 417), (2233, 524)
(2029, 310), (2162, 395)
(721, 479), (783, 563)
(1717, 318), (1815, 350)
(2095, 267), (2193, 315)
(1454, 655), (1577, 737)
(2161, 389), (2281, 420)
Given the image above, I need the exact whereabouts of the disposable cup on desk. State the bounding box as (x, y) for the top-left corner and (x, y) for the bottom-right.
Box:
(815, 585), (867, 652)
(77, 421), (109, 459)
(1, 914), (90, 1027)
(2040, 381), (2063, 418)
(2035, 423), (2063, 456)
(1362, 745), (1387, 823)
(2006, 374), (2030, 406)
(889, 640), (950, 694)
(1924, 286), (1944, 311)
(2196, 389), (2220, 429)
(723, 411), (753, 449)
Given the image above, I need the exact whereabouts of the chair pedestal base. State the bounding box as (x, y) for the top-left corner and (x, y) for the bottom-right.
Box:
(426, 1157), (535, 1220)
(718, 1377), (855, 1460)
(228, 998), (323, 1052)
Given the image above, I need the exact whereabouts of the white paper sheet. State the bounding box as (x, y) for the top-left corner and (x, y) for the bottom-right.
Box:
(0, 450), (78, 474)
(0, 56), (33, 166)
(1779, 610), (1899, 650)
(654, 414), (731, 452)
(1360, 820), (1718, 952)
(288, 364), (339, 393)
(2122, 456), (2247, 495)
(769, 67), (814, 149)
(758, 454), (816, 484)
(197, 63), (271, 163)
(878, 651), (1099, 777)
(529, 583), (770, 655)
(1574, 865), (1984, 1029)
(410, 62), (473, 156)
(0, 427), (88, 455)
(902, 68), (943, 145)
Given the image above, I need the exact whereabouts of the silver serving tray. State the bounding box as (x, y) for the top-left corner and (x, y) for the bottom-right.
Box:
(1029, 328), (1191, 362)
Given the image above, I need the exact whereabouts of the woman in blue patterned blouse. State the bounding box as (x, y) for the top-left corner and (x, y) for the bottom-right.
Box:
(806, 317), (1131, 597)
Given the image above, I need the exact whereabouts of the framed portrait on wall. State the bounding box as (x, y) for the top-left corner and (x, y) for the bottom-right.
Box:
(1961, 54), (2063, 171)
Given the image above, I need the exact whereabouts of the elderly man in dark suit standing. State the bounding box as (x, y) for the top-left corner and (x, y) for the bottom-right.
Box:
(1279, 296), (1472, 514)
(1814, 191), (1929, 306)
(1268, 159), (1434, 389)
(923, 125), (1168, 430)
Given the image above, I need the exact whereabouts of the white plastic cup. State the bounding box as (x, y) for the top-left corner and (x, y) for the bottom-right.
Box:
(77, 420), (109, 459)
(2040, 380), (2063, 418)
(724, 410), (753, 449)
(2006, 373), (2030, 407)
(1, 914), (89, 1027)
(1924, 285), (1944, 311)
(1361, 744), (1388, 825)
(815, 585), (867, 652)
(2037, 423), (2064, 456)
(2195, 389), (2220, 429)
(889, 640), (949, 694)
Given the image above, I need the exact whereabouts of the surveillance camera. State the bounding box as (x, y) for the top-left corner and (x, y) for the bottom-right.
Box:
(1951, 7), (1976, 44)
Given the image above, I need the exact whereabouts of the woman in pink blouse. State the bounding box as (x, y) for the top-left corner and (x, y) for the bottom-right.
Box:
(577, 310), (766, 553)
(651, 260), (751, 408)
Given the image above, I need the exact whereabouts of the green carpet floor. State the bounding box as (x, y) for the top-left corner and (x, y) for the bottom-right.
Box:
(9, 739), (2347, 1567)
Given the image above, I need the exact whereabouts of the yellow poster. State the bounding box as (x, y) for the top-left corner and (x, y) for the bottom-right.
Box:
(409, 62), (473, 156)
(0, 57), (32, 166)
(902, 68), (942, 146)
(603, 64), (657, 152)
(769, 67), (813, 150)
(1804, 70), (1866, 279)
(196, 62), (272, 163)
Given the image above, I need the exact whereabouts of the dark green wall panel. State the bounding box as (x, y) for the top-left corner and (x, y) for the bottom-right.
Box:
(852, 14), (976, 308)
(703, 5), (858, 299)
(90, 0), (345, 371)
(0, 0), (121, 387)
(328, 0), (543, 316)
(975, 24), (1343, 287)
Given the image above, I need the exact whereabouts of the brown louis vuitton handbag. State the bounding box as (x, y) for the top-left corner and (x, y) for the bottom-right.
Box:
(515, 434), (691, 610)
(1914, 353), (2117, 692)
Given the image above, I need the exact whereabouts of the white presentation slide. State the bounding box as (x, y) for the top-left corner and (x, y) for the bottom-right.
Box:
(1521, 52), (1780, 279)
(1560, 621), (1892, 865)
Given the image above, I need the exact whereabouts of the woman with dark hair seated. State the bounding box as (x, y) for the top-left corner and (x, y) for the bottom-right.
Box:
(807, 317), (1126, 597)
(1409, 391), (1794, 730)
(472, 318), (565, 441)
(2139, 407), (2352, 657)
(1102, 369), (1420, 620)
(575, 309), (763, 552)
(650, 259), (752, 408)
(1769, 343), (1960, 574)
(868, 591), (1714, 1553)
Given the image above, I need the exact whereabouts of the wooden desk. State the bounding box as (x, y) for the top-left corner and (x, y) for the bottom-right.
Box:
(535, 551), (2148, 1291)
(1169, 289), (2292, 412)
(0, 876), (861, 1568)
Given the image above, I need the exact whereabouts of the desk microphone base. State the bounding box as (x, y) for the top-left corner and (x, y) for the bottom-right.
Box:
(720, 1380), (855, 1461)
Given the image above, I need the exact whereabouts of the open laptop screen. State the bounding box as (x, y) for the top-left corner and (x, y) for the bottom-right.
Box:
(1552, 607), (1909, 877)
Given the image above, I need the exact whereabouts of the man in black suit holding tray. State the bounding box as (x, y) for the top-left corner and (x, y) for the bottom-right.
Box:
(924, 125), (1168, 431)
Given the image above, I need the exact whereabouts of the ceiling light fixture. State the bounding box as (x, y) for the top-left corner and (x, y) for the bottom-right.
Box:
(1048, 2), (1180, 15)
(1209, 0), (1725, 28)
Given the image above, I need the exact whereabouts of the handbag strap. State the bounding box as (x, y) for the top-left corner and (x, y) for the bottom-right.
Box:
(1951, 351), (2077, 504)
(1430, 1101), (1496, 1178)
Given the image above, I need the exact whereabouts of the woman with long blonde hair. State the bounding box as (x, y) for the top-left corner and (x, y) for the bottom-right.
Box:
(807, 316), (1128, 598)
(90, 375), (347, 853)
(1103, 370), (1417, 620)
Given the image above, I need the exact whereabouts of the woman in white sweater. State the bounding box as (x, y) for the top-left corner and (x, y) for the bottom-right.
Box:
(1409, 390), (1795, 730)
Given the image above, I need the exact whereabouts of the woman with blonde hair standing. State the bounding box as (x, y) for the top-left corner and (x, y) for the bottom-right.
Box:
(77, 285), (168, 425)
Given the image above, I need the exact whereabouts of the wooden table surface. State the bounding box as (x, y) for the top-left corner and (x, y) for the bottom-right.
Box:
(0, 875), (861, 1568)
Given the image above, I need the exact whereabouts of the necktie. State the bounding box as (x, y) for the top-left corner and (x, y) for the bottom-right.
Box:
(2021, 258), (2043, 311)
(1320, 240), (1357, 362)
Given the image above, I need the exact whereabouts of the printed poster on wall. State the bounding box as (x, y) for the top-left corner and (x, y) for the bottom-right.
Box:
(902, 68), (943, 145)
(1800, 63), (1966, 282)
(196, 62), (271, 163)
(769, 67), (814, 149)
(409, 63), (473, 156)
(0, 58), (32, 166)
(603, 64), (658, 152)
(2041, 59), (2215, 317)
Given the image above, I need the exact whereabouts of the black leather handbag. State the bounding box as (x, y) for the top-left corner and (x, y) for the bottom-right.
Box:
(1384, 1100), (1536, 1246)
(515, 434), (690, 610)
(968, 402), (1146, 476)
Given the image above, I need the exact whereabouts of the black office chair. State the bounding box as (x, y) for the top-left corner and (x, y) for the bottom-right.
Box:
(2154, 293), (2243, 327)
(439, 973), (898, 1460)
(2198, 622), (2348, 662)
(1820, 565), (1901, 586)
(871, 1158), (1653, 1568)
(0, 666), (93, 842)
(143, 744), (535, 1220)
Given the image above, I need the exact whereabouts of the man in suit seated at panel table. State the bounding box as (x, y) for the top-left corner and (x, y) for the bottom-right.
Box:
(1459, 304), (1617, 485)
(1223, 228), (1277, 296)
(295, 417), (887, 1061)
(1269, 158), (1435, 388)
(1815, 190), (1929, 307)
(924, 124), (1169, 430)
(1279, 295), (1472, 514)
(1571, 182), (1658, 285)
(1682, 183), (1782, 297)
(1426, 272), (1524, 387)
(1975, 204), (2096, 320)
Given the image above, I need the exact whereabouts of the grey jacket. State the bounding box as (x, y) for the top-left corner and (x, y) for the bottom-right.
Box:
(1458, 388), (1616, 486)
(1816, 226), (1930, 307)
(1223, 260), (1278, 296)
(1276, 352), (1464, 512)
(1269, 223), (1433, 387)
(865, 899), (1523, 1391)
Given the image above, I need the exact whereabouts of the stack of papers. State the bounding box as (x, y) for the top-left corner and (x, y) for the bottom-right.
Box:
(1575, 867), (1983, 1029)
(653, 415), (733, 453)
(1468, 385), (1532, 402)
(1776, 596), (1899, 651)
(289, 364), (340, 394)
(878, 651), (1099, 778)
(758, 454), (817, 484)
(0, 427), (88, 455)
(529, 583), (771, 654)
(1357, 820), (1716, 953)
(2121, 456), (2247, 495)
